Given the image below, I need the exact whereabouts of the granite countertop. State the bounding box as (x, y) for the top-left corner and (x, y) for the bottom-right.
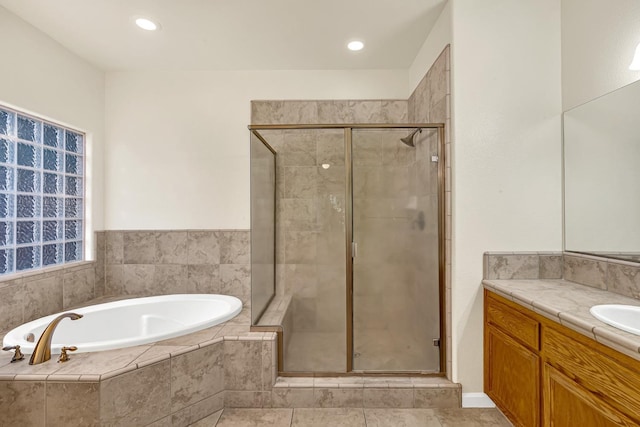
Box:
(483, 279), (640, 362)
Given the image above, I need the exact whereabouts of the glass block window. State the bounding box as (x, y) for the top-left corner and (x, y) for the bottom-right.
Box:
(0, 106), (84, 275)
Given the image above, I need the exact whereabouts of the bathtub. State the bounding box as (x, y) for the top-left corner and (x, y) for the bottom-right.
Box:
(2, 294), (242, 354)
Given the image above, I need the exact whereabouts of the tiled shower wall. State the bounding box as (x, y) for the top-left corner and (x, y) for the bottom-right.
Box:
(103, 230), (251, 304)
(408, 46), (452, 376)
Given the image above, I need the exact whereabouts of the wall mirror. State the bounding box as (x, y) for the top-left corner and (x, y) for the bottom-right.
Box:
(564, 79), (640, 261)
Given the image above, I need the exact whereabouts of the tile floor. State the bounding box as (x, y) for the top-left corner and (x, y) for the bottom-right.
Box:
(190, 407), (513, 427)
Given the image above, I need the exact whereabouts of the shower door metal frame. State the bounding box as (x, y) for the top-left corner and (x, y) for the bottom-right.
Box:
(249, 123), (447, 377)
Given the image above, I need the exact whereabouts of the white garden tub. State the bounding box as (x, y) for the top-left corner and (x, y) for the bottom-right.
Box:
(2, 294), (242, 354)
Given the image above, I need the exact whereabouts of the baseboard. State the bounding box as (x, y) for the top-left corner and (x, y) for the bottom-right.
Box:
(462, 392), (496, 408)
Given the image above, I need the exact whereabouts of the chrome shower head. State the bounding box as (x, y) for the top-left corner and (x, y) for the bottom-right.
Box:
(400, 128), (422, 147)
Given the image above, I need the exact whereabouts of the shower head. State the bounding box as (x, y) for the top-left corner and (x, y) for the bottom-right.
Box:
(400, 128), (422, 147)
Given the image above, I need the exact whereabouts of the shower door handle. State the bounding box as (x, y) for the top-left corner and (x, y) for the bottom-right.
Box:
(351, 242), (358, 258)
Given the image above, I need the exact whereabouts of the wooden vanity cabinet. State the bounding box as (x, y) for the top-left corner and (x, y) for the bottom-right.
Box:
(484, 290), (640, 427)
(484, 293), (540, 427)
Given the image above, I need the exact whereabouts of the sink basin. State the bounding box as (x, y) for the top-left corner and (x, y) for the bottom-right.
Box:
(590, 304), (640, 336)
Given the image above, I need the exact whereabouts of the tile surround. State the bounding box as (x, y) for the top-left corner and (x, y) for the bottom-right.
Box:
(484, 251), (640, 302)
(104, 229), (251, 304)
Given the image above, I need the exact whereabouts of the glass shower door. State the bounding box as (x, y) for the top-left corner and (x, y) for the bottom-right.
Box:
(351, 128), (441, 372)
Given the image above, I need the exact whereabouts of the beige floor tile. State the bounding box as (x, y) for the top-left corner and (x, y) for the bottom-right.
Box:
(434, 408), (513, 426)
(292, 408), (366, 426)
(215, 408), (293, 427)
(189, 409), (223, 427)
(364, 408), (443, 427)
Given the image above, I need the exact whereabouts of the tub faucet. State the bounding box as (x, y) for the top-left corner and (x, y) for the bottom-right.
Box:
(29, 312), (83, 365)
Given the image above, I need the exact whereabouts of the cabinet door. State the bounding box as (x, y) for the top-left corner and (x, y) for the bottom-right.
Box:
(485, 325), (540, 427)
(543, 363), (637, 427)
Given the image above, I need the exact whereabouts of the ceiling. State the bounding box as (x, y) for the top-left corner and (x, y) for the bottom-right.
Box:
(0, 0), (446, 71)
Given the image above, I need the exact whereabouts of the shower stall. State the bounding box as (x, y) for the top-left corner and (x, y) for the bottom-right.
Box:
(250, 124), (444, 375)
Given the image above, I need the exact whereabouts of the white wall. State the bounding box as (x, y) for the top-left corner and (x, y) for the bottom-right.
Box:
(0, 7), (105, 255)
(105, 70), (408, 229)
(409, 1), (452, 91)
(562, 0), (640, 110)
(450, 0), (562, 391)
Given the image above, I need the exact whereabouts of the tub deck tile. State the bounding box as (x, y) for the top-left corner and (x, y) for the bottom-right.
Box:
(170, 344), (201, 358)
(100, 363), (138, 380)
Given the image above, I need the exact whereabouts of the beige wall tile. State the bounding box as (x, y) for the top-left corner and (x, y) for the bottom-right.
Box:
(46, 382), (99, 426)
(271, 388), (316, 408)
(23, 273), (63, 322)
(187, 231), (221, 265)
(564, 255), (608, 289)
(220, 264), (250, 299)
(261, 340), (275, 391)
(282, 101), (318, 124)
(251, 101), (285, 124)
(284, 166), (318, 199)
(171, 344), (224, 413)
(414, 388), (461, 409)
(363, 388), (414, 408)
(0, 380), (45, 426)
(350, 101), (383, 123)
(220, 231), (250, 264)
(224, 340), (263, 391)
(123, 231), (157, 264)
(486, 254), (540, 280)
(123, 264), (155, 295)
(381, 100), (409, 123)
(0, 281), (24, 332)
(156, 231), (188, 264)
(317, 101), (353, 124)
(606, 262), (640, 299)
(63, 267), (95, 309)
(154, 264), (188, 294)
(539, 255), (563, 279)
(283, 133), (317, 166)
(284, 231), (317, 264)
(100, 360), (171, 426)
(106, 231), (123, 264)
(314, 388), (364, 408)
(188, 264), (221, 294)
(105, 264), (124, 295)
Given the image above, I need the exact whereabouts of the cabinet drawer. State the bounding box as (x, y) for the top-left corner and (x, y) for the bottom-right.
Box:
(543, 363), (637, 427)
(543, 326), (640, 423)
(486, 292), (539, 350)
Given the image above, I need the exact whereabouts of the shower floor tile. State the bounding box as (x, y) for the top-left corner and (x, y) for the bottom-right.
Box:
(198, 408), (513, 426)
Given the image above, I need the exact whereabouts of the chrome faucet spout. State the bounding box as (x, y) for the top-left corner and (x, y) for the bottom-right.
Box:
(29, 312), (83, 365)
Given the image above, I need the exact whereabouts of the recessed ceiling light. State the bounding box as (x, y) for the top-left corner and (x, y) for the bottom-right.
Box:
(135, 18), (158, 31)
(347, 41), (364, 51)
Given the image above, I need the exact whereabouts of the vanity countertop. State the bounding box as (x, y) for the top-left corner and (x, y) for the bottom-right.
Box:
(483, 278), (640, 362)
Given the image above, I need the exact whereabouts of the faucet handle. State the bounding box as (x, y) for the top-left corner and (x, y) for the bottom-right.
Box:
(58, 346), (77, 363)
(2, 345), (25, 363)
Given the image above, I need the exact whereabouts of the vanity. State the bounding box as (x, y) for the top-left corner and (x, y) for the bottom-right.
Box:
(483, 279), (640, 427)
